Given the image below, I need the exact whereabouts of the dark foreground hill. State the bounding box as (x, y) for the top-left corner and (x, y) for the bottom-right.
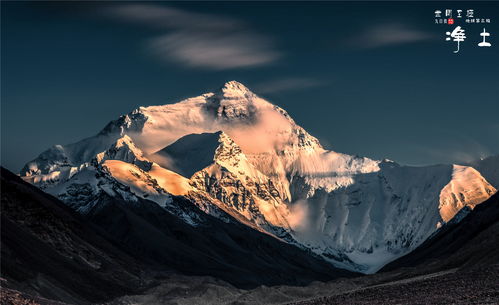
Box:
(0, 167), (355, 304)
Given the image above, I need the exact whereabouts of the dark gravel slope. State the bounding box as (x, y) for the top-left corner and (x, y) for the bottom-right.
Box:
(288, 264), (499, 305)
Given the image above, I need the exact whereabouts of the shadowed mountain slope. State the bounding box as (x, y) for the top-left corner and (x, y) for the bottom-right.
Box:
(151, 132), (222, 177)
(81, 191), (357, 288)
(0, 167), (146, 304)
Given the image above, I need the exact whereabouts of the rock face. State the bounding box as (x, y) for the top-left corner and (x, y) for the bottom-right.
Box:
(19, 81), (497, 272)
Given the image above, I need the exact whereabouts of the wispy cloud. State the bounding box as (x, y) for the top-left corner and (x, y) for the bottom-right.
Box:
(352, 23), (434, 49)
(148, 31), (278, 70)
(107, 4), (280, 70)
(254, 77), (328, 94)
(110, 5), (241, 31)
(411, 138), (492, 165)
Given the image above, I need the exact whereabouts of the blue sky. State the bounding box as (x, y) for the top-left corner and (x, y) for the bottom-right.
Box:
(1, 1), (498, 172)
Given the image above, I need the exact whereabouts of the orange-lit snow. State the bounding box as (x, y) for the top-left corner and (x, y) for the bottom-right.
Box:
(102, 160), (167, 204)
(148, 163), (191, 196)
(439, 165), (496, 222)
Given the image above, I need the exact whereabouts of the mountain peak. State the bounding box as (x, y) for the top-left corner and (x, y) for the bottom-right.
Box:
(214, 131), (244, 164)
(95, 135), (152, 171)
(222, 80), (250, 91)
(216, 80), (255, 100)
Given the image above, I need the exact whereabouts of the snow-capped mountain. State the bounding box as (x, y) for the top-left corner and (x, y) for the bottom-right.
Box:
(20, 81), (497, 273)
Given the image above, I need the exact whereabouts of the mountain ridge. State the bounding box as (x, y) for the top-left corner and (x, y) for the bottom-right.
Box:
(18, 80), (497, 273)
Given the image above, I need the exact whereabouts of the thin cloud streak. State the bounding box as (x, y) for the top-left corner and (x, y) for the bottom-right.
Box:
(110, 4), (241, 31)
(107, 4), (280, 70)
(254, 77), (328, 94)
(352, 23), (434, 49)
(411, 139), (492, 166)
